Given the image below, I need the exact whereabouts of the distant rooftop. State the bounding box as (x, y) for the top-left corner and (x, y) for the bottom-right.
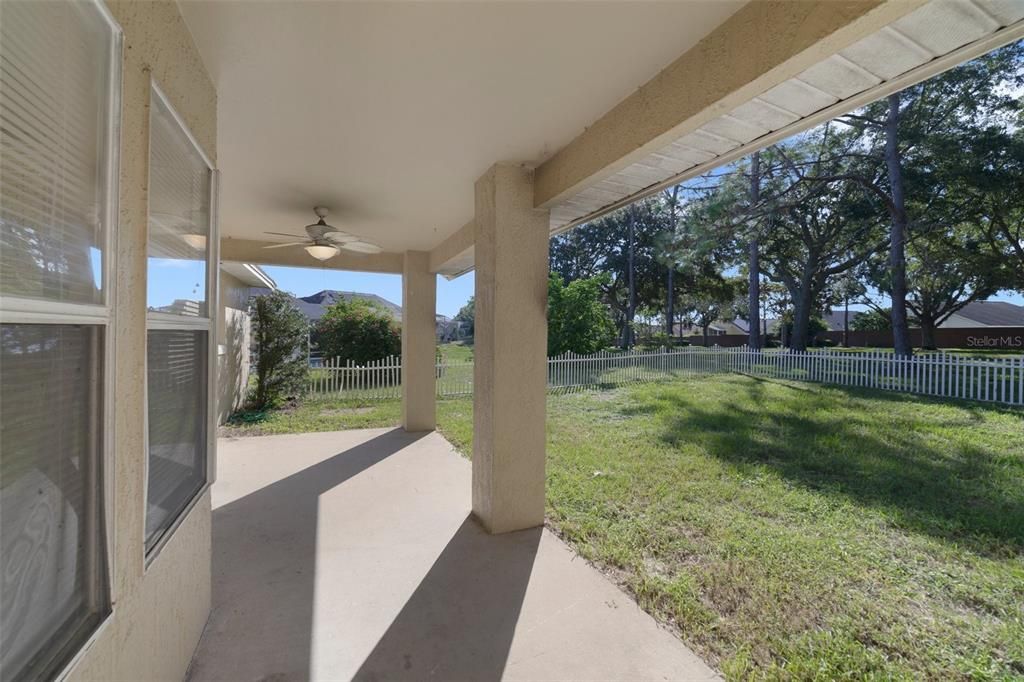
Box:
(294, 290), (401, 322)
(953, 301), (1024, 327)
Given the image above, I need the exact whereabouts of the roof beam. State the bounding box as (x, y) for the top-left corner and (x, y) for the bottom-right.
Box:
(220, 238), (403, 273)
(533, 0), (928, 209)
(429, 220), (475, 277)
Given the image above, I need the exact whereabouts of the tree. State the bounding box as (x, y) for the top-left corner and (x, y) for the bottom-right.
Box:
(249, 291), (308, 410)
(454, 297), (475, 337)
(679, 275), (740, 347)
(902, 229), (1010, 349)
(754, 131), (886, 351)
(852, 307), (891, 332)
(796, 43), (1024, 354)
(547, 274), (615, 355)
(549, 195), (670, 347)
(746, 151), (763, 350)
(316, 298), (401, 365)
(946, 126), (1024, 291)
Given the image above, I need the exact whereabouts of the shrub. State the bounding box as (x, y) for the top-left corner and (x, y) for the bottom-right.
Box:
(248, 291), (309, 410)
(316, 298), (401, 365)
(547, 274), (615, 356)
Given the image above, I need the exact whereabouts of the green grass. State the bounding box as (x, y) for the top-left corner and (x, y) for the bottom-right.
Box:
(223, 375), (1024, 679)
(440, 376), (1024, 680)
(438, 341), (474, 362)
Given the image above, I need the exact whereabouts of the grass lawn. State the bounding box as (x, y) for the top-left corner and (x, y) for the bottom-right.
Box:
(222, 374), (1023, 679)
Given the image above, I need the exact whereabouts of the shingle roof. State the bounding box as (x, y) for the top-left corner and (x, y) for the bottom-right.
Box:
(953, 301), (1024, 327)
(294, 290), (401, 322)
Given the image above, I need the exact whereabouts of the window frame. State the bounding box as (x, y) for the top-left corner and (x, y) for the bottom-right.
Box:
(0, 0), (123, 677)
(142, 80), (220, 566)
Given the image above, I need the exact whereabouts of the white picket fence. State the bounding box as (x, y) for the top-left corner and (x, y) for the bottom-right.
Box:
(307, 347), (1024, 406)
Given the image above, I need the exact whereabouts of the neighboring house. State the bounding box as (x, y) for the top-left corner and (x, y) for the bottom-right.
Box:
(218, 263), (276, 423)
(939, 300), (1024, 328)
(673, 317), (748, 337)
(292, 289), (402, 323)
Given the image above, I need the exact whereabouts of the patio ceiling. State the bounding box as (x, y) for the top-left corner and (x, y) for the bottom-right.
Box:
(178, 0), (744, 258)
(189, 0), (1024, 278)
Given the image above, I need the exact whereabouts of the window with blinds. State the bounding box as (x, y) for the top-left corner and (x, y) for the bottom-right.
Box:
(145, 330), (208, 550)
(0, 1), (119, 679)
(0, 0), (116, 305)
(144, 83), (215, 557)
(0, 325), (108, 680)
(147, 90), (211, 317)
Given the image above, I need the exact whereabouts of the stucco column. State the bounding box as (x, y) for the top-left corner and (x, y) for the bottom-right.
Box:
(472, 163), (550, 534)
(402, 251), (437, 431)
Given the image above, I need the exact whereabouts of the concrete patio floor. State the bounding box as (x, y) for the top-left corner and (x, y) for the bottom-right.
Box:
(187, 428), (718, 681)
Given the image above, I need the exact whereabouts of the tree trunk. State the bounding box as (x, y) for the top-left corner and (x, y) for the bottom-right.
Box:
(702, 323), (710, 348)
(885, 93), (913, 357)
(748, 152), (762, 351)
(666, 268), (675, 338)
(789, 283), (814, 352)
(666, 186), (678, 338)
(625, 205), (637, 349)
(919, 316), (937, 350)
(843, 297), (850, 347)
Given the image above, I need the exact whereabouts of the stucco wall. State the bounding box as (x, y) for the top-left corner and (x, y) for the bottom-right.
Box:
(67, 1), (217, 679)
(218, 271), (252, 424)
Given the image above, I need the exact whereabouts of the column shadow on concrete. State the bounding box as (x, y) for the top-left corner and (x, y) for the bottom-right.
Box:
(189, 429), (425, 681)
(353, 515), (542, 682)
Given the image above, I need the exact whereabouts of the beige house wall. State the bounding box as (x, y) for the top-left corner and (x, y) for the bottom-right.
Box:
(67, 1), (217, 679)
(218, 271), (252, 424)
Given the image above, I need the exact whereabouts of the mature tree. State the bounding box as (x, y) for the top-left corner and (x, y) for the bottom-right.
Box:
(946, 127), (1024, 291)
(547, 274), (615, 355)
(453, 296), (475, 337)
(549, 195), (668, 346)
(249, 291), (309, 410)
(824, 271), (867, 347)
(316, 298), (401, 365)
(791, 43), (1024, 354)
(852, 307), (892, 332)
(745, 129), (887, 351)
(900, 229), (1009, 348)
(679, 275), (740, 347)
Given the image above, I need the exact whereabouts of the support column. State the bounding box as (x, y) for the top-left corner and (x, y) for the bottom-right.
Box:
(402, 251), (436, 431)
(472, 163), (550, 534)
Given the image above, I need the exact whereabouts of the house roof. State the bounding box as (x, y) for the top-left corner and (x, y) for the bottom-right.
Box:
(953, 301), (1024, 327)
(294, 290), (401, 322)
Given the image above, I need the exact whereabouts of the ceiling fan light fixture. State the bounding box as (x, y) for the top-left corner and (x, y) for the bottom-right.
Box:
(305, 244), (339, 261)
(182, 233), (207, 250)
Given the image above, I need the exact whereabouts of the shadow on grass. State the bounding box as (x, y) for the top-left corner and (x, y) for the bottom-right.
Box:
(624, 376), (1024, 557)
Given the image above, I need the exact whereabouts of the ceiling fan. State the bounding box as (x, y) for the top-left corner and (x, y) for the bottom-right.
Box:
(262, 206), (382, 260)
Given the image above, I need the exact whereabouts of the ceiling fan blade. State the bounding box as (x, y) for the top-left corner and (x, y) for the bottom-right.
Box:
(265, 231), (308, 239)
(324, 231), (357, 243)
(262, 241), (307, 249)
(340, 240), (383, 254)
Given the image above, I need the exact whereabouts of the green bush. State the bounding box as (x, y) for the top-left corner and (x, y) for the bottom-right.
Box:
(547, 274), (615, 356)
(248, 291), (309, 410)
(316, 298), (401, 365)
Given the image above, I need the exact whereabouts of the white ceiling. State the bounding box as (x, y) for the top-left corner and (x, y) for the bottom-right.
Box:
(178, 0), (745, 253)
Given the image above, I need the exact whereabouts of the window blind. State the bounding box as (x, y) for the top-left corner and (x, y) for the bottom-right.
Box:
(0, 324), (108, 680)
(146, 91), (211, 316)
(0, 0), (115, 305)
(145, 329), (208, 551)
